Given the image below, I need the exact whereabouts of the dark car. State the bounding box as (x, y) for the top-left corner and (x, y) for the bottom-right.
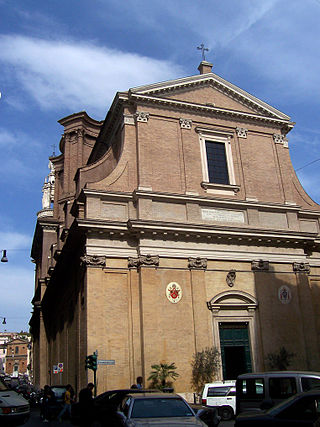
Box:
(71, 388), (158, 425)
(71, 389), (220, 427)
(235, 390), (320, 426)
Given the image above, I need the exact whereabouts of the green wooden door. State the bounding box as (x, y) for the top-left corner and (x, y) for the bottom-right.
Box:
(219, 322), (252, 380)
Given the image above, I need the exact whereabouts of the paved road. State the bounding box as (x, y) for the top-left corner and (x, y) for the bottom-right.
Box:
(25, 407), (72, 426)
(220, 420), (235, 427)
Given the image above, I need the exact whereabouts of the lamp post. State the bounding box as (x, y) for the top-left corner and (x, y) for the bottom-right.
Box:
(1, 250), (8, 263)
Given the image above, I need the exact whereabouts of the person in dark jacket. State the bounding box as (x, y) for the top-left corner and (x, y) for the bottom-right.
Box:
(78, 383), (94, 426)
(41, 385), (56, 422)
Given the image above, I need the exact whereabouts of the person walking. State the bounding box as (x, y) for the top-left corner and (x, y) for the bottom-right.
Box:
(78, 383), (94, 426)
(58, 384), (73, 422)
(40, 385), (56, 422)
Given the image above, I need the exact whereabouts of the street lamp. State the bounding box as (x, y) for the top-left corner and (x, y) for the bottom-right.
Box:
(1, 250), (8, 263)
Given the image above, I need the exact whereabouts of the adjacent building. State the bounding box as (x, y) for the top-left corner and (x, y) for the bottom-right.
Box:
(30, 61), (320, 394)
(0, 332), (31, 378)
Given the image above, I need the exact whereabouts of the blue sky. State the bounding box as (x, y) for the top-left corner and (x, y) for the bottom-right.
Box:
(1, 0), (320, 332)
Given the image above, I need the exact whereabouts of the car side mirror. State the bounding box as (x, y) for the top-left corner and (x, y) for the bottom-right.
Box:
(196, 408), (221, 424)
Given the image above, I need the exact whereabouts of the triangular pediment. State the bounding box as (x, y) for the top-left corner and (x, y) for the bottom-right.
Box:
(129, 72), (290, 121)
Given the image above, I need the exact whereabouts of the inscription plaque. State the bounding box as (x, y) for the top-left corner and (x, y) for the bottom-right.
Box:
(202, 208), (245, 223)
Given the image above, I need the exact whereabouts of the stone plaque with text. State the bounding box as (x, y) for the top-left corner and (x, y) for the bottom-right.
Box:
(202, 208), (245, 223)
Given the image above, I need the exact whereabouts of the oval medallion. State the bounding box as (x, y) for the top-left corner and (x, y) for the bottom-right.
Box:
(166, 282), (182, 304)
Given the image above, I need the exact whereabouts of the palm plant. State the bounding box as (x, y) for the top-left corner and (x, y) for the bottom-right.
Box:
(148, 362), (179, 390)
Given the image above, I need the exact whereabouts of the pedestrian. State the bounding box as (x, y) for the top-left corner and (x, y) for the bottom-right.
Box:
(136, 376), (143, 389)
(78, 383), (94, 426)
(58, 384), (73, 422)
(40, 385), (56, 422)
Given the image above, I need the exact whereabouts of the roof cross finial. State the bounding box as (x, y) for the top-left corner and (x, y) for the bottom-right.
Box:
(197, 43), (209, 61)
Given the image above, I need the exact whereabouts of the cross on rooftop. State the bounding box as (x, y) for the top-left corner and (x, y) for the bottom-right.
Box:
(197, 43), (209, 61)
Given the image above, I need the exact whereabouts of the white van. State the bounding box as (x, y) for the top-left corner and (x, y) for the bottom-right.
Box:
(0, 378), (30, 425)
(201, 380), (236, 420)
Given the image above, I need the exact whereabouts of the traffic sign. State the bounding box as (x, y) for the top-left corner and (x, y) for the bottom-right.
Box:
(97, 359), (115, 365)
(58, 362), (63, 373)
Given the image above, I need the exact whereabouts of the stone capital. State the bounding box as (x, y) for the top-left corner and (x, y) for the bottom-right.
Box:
(293, 262), (310, 274)
(179, 118), (192, 129)
(80, 254), (106, 267)
(135, 112), (149, 123)
(128, 254), (159, 269)
(236, 127), (247, 138)
(188, 257), (207, 269)
(252, 260), (269, 271)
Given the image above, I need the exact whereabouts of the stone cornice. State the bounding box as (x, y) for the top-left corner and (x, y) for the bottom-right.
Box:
(76, 217), (318, 248)
(127, 219), (318, 245)
(80, 187), (304, 213)
(129, 93), (293, 128)
(133, 189), (303, 212)
(129, 73), (290, 121)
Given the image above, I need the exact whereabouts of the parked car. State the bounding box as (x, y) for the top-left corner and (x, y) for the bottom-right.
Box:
(71, 388), (158, 425)
(235, 390), (320, 426)
(201, 380), (236, 421)
(0, 378), (30, 426)
(71, 389), (220, 427)
(116, 392), (220, 426)
(236, 371), (320, 415)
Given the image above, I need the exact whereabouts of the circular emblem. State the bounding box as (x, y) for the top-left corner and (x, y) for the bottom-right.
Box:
(166, 282), (182, 304)
(278, 285), (291, 304)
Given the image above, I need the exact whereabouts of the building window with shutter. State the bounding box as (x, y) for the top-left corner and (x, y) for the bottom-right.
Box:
(205, 141), (230, 184)
(197, 128), (239, 195)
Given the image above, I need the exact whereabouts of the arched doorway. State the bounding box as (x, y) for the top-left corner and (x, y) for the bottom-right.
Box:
(207, 290), (259, 380)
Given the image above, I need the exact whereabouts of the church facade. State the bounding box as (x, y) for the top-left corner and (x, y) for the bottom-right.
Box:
(30, 61), (320, 394)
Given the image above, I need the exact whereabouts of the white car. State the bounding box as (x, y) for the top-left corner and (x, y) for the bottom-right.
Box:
(0, 378), (30, 425)
(202, 381), (236, 421)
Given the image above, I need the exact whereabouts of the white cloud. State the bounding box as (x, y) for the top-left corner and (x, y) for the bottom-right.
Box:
(0, 35), (184, 117)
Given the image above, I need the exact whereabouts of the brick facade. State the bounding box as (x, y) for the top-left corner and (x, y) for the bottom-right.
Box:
(30, 62), (320, 395)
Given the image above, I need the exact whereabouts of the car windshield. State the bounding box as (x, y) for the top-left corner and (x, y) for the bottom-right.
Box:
(0, 379), (9, 391)
(131, 397), (194, 418)
(51, 387), (66, 399)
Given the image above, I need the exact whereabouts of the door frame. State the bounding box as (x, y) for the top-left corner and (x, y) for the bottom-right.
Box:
(207, 290), (260, 380)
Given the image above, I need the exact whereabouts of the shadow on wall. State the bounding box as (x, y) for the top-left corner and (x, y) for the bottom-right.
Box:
(253, 260), (320, 371)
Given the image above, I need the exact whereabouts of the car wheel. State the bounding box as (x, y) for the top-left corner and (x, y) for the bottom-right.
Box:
(219, 405), (233, 421)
